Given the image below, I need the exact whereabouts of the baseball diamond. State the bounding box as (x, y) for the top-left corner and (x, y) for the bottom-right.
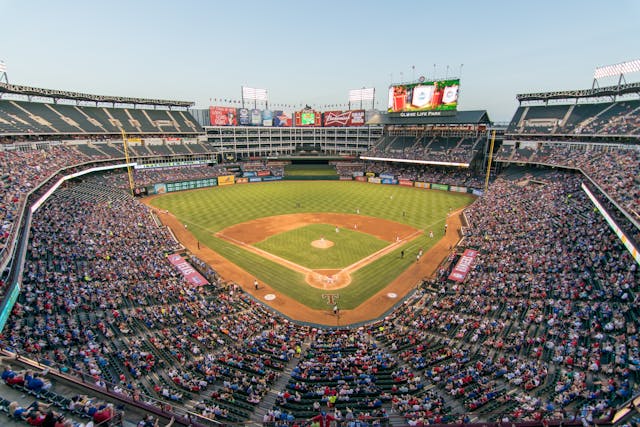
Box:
(147, 180), (474, 319)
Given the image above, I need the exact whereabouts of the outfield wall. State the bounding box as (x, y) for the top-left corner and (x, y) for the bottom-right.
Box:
(143, 173), (483, 196)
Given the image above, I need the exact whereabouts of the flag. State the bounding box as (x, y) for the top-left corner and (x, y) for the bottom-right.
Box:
(0, 61), (6, 72)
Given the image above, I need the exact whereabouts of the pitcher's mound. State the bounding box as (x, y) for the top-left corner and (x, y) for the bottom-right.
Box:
(311, 239), (334, 249)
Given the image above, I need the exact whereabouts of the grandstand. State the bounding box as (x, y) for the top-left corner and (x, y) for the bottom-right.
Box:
(497, 81), (640, 251)
(0, 75), (638, 427)
(361, 111), (490, 167)
(0, 82), (201, 137)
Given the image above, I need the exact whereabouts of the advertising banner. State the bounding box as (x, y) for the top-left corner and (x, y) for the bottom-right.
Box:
(218, 175), (235, 186)
(243, 171), (257, 177)
(262, 110), (273, 127)
(448, 249), (478, 283)
(414, 182), (430, 189)
(450, 186), (468, 193)
(154, 183), (167, 194)
(257, 170), (271, 177)
(472, 189), (484, 196)
(368, 177), (381, 184)
(209, 106), (238, 126)
(262, 176), (282, 181)
(273, 110), (292, 127)
(323, 110), (366, 127)
(250, 109), (262, 126)
(431, 183), (449, 191)
(339, 176), (353, 181)
(0, 284), (20, 333)
(399, 179), (414, 187)
(365, 172), (376, 177)
(349, 109), (366, 126)
(249, 177), (262, 182)
(236, 177), (249, 184)
(355, 176), (367, 182)
(238, 108), (251, 126)
(381, 178), (398, 185)
(380, 174), (395, 180)
(168, 254), (209, 287)
(352, 171), (364, 177)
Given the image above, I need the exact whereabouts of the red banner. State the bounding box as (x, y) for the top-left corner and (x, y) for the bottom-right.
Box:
(323, 110), (366, 127)
(399, 179), (414, 187)
(209, 106), (238, 126)
(448, 249), (478, 283)
(167, 254), (209, 287)
(257, 170), (271, 177)
(354, 176), (367, 182)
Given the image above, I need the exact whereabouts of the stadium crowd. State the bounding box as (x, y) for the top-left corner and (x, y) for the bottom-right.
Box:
(371, 171), (639, 424)
(0, 139), (638, 426)
(0, 146), (93, 254)
(495, 144), (640, 222)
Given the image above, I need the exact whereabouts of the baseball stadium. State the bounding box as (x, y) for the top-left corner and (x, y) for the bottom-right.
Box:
(0, 32), (640, 427)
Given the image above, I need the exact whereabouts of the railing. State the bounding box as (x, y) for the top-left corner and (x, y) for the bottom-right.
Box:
(1, 344), (216, 426)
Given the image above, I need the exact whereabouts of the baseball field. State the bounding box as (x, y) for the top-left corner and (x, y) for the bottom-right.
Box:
(148, 181), (475, 321)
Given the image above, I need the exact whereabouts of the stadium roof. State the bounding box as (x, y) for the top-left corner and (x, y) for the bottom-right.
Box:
(0, 82), (194, 107)
(516, 81), (640, 102)
(381, 110), (490, 126)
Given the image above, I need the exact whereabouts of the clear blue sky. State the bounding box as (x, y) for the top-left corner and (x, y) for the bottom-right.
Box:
(1, 0), (638, 121)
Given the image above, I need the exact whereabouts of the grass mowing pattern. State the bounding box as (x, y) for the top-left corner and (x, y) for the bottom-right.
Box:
(150, 181), (474, 310)
(254, 224), (388, 269)
(285, 164), (337, 176)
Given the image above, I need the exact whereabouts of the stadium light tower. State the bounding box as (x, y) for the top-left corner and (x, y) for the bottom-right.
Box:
(592, 59), (640, 89)
(348, 87), (375, 110)
(242, 86), (268, 109)
(0, 60), (8, 84)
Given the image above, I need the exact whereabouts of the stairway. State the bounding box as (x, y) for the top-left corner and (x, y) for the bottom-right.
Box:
(250, 350), (304, 423)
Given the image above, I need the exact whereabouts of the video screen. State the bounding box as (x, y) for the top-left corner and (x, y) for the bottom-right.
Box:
(387, 79), (459, 113)
(301, 112), (315, 125)
(294, 110), (320, 126)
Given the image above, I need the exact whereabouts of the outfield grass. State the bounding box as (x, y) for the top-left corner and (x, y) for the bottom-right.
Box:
(150, 181), (474, 310)
(254, 224), (388, 269)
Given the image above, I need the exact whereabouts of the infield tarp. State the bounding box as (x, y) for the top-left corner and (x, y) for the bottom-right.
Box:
(448, 249), (478, 282)
(168, 254), (209, 287)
